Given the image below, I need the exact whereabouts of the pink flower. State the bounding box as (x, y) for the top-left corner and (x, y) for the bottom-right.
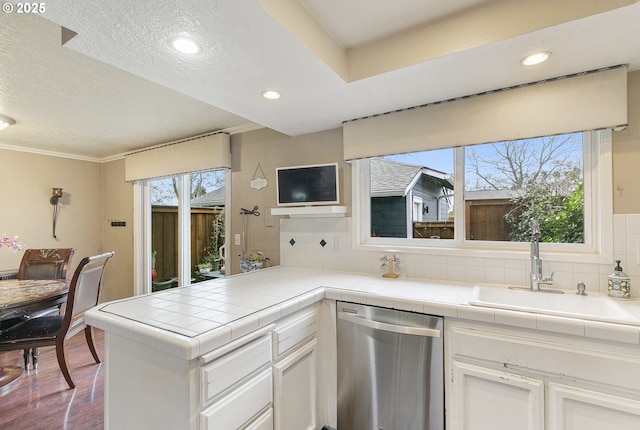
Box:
(0, 234), (26, 252)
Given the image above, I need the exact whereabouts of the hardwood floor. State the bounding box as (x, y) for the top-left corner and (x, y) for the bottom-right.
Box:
(0, 329), (104, 429)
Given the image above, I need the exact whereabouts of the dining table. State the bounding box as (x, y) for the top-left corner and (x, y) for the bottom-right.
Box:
(0, 278), (69, 389)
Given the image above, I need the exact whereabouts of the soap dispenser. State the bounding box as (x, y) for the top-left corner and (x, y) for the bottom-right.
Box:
(608, 260), (631, 300)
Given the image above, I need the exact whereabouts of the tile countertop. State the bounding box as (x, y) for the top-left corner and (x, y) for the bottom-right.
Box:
(85, 266), (640, 361)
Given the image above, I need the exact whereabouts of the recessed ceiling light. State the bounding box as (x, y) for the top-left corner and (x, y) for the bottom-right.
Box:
(521, 51), (551, 66)
(262, 90), (281, 100)
(0, 113), (16, 131)
(170, 35), (201, 55)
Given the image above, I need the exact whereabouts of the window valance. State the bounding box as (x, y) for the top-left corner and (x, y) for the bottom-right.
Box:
(343, 66), (627, 160)
(125, 132), (230, 182)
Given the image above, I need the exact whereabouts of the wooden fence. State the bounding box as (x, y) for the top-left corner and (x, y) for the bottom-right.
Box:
(413, 199), (514, 241)
(413, 221), (454, 239)
(465, 199), (513, 241)
(151, 206), (224, 280)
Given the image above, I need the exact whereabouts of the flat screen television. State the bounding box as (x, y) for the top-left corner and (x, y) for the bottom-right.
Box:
(276, 163), (339, 207)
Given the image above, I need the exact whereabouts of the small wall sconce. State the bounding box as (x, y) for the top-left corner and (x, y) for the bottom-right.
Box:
(50, 188), (63, 239)
(50, 188), (63, 205)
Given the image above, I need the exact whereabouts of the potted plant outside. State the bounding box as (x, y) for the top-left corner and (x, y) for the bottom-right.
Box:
(151, 250), (157, 281)
(197, 262), (213, 273)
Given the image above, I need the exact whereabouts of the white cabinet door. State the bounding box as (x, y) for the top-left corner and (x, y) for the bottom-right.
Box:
(548, 383), (640, 430)
(273, 338), (317, 430)
(450, 360), (544, 430)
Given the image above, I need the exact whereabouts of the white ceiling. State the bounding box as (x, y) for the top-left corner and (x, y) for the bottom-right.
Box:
(299, 0), (491, 48)
(1, 0), (640, 160)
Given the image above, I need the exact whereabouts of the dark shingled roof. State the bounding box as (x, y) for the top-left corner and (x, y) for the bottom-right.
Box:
(190, 186), (226, 207)
(371, 158), (452, 197)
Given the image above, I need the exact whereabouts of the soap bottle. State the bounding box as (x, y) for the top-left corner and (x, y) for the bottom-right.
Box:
(608, 260), (631, 300)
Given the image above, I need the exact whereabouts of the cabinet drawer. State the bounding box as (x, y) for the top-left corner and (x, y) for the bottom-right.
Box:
(201, 369), (272, 430)
(273, 308), (317, 357)
(448, 324), (640, 392)
(245, 408), (273, 430)
(202, 335), (272, 403)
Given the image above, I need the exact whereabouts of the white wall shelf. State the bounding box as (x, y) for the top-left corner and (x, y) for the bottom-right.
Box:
(271, 206), (347, 218)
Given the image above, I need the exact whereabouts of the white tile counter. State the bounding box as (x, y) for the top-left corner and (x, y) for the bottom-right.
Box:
(86, 265), (640, 360)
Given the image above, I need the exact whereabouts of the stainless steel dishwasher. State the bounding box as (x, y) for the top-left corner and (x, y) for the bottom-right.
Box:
(337, 302), (444, 430)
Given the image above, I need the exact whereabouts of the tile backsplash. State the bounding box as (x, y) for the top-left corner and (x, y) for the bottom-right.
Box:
(280, 214), (640, 295)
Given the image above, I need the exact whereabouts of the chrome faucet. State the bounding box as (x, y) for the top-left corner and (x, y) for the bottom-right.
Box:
(530, 220), (553, 291)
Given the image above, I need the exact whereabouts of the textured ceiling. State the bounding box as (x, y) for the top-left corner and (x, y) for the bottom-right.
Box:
(1, 0), (640, 160)
(0, 13), (251, 160)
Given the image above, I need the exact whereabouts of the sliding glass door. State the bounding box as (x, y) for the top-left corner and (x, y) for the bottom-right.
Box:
(134, 168), (229, 294)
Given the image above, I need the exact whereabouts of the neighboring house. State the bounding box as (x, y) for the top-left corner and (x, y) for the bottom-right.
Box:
(370, 158), (453, 238)
(190, 186), (226, 207)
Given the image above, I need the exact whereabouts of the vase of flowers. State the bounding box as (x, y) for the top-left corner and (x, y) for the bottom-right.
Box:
(239, 251), (269, 273)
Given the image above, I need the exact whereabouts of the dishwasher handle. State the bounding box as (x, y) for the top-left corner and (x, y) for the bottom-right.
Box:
(338, 312), (441, 338)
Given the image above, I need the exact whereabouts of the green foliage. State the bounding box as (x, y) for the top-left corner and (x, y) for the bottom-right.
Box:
(544, 182), (584, 243)
(505, 168), (584, 243)
(201, 212), (225, 265)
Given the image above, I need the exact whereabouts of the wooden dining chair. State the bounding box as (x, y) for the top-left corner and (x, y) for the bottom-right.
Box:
(7, 248), (76, 368)
(17, 248), (76, 281)
(0, 251), (114, 389)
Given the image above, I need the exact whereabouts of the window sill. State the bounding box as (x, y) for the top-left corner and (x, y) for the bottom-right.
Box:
(352, 239), (612, 264)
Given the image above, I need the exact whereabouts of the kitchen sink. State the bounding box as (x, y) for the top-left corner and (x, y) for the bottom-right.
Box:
(469, 284), (640, 326)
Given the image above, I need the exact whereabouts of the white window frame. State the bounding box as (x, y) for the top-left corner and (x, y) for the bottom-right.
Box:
(133, 169), (231, 295)
(351, 130), (613, 264)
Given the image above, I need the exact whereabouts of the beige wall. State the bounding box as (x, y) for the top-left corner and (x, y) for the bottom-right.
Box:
(0, 149), (104, 280)
(229, 127), (350, 274)
(612, 70), (640, 214)
(101, 158), (134, 301)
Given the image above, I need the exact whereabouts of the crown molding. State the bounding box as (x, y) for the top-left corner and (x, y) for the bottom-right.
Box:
(0, 143), (103, 163)
(0, 123), (266, 163)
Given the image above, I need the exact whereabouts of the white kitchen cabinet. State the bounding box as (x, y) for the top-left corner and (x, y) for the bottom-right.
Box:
(446, 319), (640, 430)
(272, 305), (318, 358)
(244, 408), (274, 430)
(450, 360), (544, 430)
(200, 303), (322, 430)
(273, 338), (318, 430)
(197, 327), (274, 430)
(548, 383), (640, 430)
(271, 305), (320, 430)
(200, 369), (272, 430)
(200, 335), (272, 404)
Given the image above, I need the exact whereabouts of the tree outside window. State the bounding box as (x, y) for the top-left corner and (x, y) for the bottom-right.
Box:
(464, 133), (584, 243)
